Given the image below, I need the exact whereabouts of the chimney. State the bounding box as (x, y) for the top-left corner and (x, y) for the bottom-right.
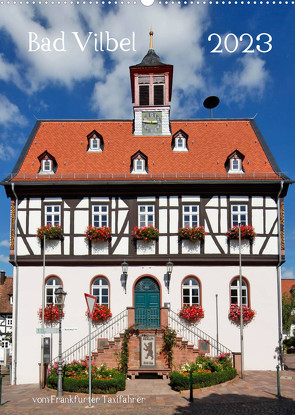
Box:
(0, 270), (6, 285)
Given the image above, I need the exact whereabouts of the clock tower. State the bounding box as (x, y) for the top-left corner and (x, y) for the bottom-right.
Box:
(129, 30), (173, 136)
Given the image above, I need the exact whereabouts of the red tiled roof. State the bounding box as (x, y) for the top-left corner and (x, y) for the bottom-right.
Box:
(11, 119), (282, 182)
(0, 277), (13, 314)
(282, 279), (295, 297)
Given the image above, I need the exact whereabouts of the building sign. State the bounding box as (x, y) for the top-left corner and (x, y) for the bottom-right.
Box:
(140, 335), (156, 367)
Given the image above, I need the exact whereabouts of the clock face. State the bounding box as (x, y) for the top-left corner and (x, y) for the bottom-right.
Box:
(142, 111), (162, 135)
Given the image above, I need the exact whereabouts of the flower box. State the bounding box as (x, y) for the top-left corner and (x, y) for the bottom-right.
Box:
(181, 239), (201, 254)
(178, 226), (205, 242)
(85, 226), (111, 242)
(86, 304), (112, 324)
(132, 225), (159, 242)
(226, 225), (256, 242)
(38, 304), (64, 325)
(229, 239), (250, 255)
(91, 240), (109, 255)
(136, 239), (156, 255)
(37, 225), (63, 240)
(179, 305), (204, 324)
(228, 304), (256, 325)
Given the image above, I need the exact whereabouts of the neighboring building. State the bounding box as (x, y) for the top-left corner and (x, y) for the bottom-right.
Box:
(281, 278), (295, 338)
(0, 271), (13, 357)
(2, 34), (293, 384)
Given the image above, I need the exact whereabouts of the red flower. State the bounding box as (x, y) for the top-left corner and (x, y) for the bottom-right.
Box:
(228, 304), (256, 324)
(86, 304), (112, 323)
(226, 225), (256, 241)
(179, 305), (204, 323)
(85, 226), (112, 242)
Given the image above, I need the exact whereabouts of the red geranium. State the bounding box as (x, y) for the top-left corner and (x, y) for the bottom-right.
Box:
(38, 304), (64, 323)
(86, 304), (112, 323)
(179, 305), (204, 323)
(132, 225), (159, 241)
(226, 225), (256, 241)
(228, 304), (256, 325)
(85, 226), (112, 242)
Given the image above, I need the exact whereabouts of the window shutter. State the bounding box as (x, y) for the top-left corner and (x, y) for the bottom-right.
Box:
(139, 85), (149, 105)
(154, 85), (164, 105)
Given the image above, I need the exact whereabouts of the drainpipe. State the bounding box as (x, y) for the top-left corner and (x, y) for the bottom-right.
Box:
(276, 181), (284, 370)
(11, 183), (19, 385)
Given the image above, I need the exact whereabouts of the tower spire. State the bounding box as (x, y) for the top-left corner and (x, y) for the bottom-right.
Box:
(149, 28), (154, 50)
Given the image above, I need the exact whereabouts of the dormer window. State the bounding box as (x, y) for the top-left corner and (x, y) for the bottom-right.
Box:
(87, 130), (103, 152)
(172, 130), (188, 152)
(131, 151), (148, 174)
(225, 150), (245, 174)
(38, 151), (57, 175)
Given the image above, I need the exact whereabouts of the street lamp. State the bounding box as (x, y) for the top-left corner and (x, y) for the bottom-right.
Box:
(55, 287), (67, 397)
(121, 260), (128, 293)
(166, 259), (173, 293)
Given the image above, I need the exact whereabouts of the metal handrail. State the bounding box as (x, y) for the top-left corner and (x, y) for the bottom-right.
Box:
(168, 309), (232, 358)
(51, 309), (128, 364)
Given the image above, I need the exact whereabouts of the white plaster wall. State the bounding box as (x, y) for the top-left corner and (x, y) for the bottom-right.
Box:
(76, 198), (89, 209)
(265, 197), (277, 208)
(206, 209), (219, 233)
(112, 237), (128, 255)
(27, 237), (41, 255)
(169, 210), (178, 233)
(118, 210), (128, 232)
(266, 210), (278, 234)
(64, 211), (71, 234)
(252, 196), (263, 207)
(252, 209), (264, 234)
(159, 210), (167, 233)
(182, 196), (200, 203)
(74, 211), (88, 234)
(29, 211), (41, 236)
(220, 209), (228, 233)
(29, 198), (41, 209)
(18, 211), (26, 234)
(206, 196), (218, 207)
(263, 237), (278, 255)
(15, 264), (279, 383)
(159, 196), (167, 206)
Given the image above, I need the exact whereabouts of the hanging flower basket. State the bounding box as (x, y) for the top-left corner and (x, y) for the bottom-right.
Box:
(178, 226), (206, 241)
(228, 304), (256, 325)
(85, 226), (112, 242)
(37, 225), (63, 240)
(86, 304), (112, 324)
(226, 225), (256, 242)
(132, 225), (159, 241)
(38, 304), (64, 325)
(179, 305), (204, 323)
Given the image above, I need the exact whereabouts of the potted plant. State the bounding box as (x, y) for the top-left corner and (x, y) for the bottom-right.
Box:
(178, 226), (205, 241)
(38, 304), (64, 325)
(228, 304), (256, 325)
(131, 225), (159, 241)
(37, 225), (63, 240)
(86, 304), (112, 324)
(179, 304), (204, 323)
(85, 226), (112, 242)
(226, 225), (256, 242)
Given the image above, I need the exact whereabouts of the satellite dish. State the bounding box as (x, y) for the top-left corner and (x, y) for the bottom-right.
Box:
(203, 96), (220, 118)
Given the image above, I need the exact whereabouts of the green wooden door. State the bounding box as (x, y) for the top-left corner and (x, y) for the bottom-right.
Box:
(135, 277), (160, 329)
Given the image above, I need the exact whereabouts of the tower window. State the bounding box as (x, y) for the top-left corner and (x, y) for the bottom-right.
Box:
(139, 85), (149, 106)
(154, 85), (164, 105)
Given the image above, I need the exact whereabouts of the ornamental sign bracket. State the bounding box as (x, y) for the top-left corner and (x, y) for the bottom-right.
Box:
(84, 293), (96, 319)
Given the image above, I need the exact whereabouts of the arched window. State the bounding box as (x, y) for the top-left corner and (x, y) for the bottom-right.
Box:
(92, 277), (109, 307)
(230, 278), (249, 306)
(182, 277), (200, 306)
(45, 276), (62, 305)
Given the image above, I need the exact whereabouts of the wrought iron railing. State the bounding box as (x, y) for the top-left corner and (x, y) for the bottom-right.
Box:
(168, 309), (232, 358)
(51, 309), (128, 364)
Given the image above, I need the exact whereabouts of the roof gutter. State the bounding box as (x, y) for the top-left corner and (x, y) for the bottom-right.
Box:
(11, 183), (19, 385)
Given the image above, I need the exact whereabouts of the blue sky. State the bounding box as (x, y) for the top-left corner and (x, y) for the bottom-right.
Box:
(0, 3), (294, 277)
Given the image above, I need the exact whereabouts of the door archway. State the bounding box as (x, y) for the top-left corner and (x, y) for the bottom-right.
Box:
(134, 277), (160, 329)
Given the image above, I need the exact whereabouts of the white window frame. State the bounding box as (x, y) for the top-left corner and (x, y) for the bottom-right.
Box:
(88, 137), (102, 152)
(132, 155), (147, 174)
(92, 205), (108, 227)
(230, 278), (248, 306)
(173, 134), (188, 152)
(231, 204), (248, 227)
(92, 277), (109, 307)
(229, 158), (243, 173)
(40, 159), (53, 174)
(138, 205), (155, 227)
(45, 277), (62, 306)
(9, 296), (13, 305)
(45, 205), (61, 226)
(182, 277), (200, 306)
(183, 205), (199, 227)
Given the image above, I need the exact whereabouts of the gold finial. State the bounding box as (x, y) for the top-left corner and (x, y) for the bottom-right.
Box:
(149, 27), (154, 49)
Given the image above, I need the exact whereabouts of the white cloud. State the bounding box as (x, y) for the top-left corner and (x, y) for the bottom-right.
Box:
(282, 267), (295, 280)
(0, 254), (9, 264)
(0, 240), (10, 247)
(220, 54), (270, 104)
(0, 94), (27, 126)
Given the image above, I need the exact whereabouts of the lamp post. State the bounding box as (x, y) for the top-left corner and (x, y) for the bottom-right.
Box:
(238, 223), (245, 379)
(166, 259), (173, 293)
(55, 287), (67, 397)
(121, 260), (128, 293)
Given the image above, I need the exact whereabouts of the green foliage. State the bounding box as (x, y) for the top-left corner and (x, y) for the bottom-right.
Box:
(180, 354), (233, 374)
(282, 291), (295, 334)
(119, 325), (137, 374)
(47, 373), (126, 394)
(48, 359), (118, 380)
(162, 327), (177, 368)
(170, 368), (237, 391)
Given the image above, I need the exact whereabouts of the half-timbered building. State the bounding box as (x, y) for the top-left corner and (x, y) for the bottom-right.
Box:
(0, 271), (13, 358)
(2, 34), (292, 384)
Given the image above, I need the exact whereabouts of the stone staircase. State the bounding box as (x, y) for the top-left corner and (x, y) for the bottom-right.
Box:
(91, 328), (200, 379)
